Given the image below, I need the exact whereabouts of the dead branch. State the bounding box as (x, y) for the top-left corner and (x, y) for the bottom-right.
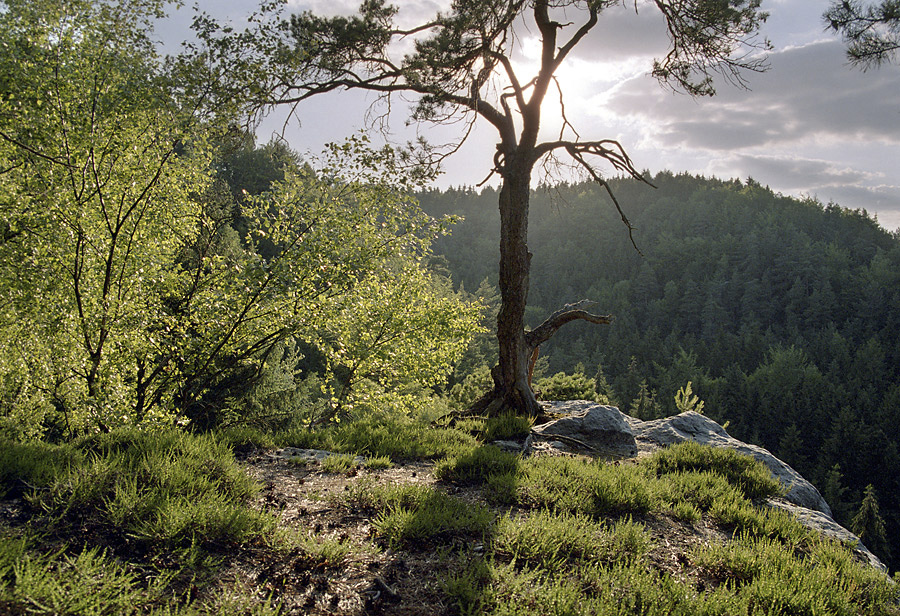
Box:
(525, 300), (612, 349)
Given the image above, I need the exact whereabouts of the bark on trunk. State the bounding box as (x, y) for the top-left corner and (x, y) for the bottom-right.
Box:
(492, 158), (542, 417)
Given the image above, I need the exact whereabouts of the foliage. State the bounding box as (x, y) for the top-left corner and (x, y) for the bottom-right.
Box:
(448, 364), (495, 409)
(2, 429), (274, 557)
(319, 453), (358, 474)
(825, 0), (900, 67)
(852, 485), (892, 563)
(0, 540), (182, 616)
(481, 411), (534, 442)
(535, 369), (608, 403)
(0, 0), (481, 436)
(643, 441), (783, 501)
(0, 0), (213, 433)
(278, 411), (478, 462)
(433, 445), (520, 486)
(342, 480), (492, 547)
(491, 510), (651, 569)
(169, 134), (481, 429)
(674, 381), (705, 414)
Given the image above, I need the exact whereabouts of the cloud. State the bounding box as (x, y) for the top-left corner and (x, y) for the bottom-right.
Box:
(703, 153), (900, 227)
(710, 154), (882, 189)
(560, 2), (671, 62)
(605, 40), (900, 150)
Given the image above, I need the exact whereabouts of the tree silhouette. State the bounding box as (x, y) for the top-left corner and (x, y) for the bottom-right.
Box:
(826, 0), (900, 68)
(200, 0), (769, 415)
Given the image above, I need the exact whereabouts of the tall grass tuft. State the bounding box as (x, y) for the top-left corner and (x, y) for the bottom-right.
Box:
(278, 412), (477, 461)
(343, 480), (492, 547)
(3, 429), (275, 561)
(433, 445), (520, 485)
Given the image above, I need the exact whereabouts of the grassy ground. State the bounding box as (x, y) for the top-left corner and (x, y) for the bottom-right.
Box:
(1, 413), (897, 615)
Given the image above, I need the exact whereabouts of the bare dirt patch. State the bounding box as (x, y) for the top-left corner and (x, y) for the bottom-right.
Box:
(234, 449), (468, 616)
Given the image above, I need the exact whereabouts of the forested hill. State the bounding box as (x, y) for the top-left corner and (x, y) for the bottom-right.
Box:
(418, 172), (900, 567)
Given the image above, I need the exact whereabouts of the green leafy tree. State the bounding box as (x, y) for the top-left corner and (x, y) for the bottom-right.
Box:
(154, 136), (481, 428)
(0, 1), (481, 435)
(318, 260), (482, 418)
(198, 0), (770, 416)
(0, 0), (214, 432)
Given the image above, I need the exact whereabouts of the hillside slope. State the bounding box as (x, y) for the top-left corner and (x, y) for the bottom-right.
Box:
(419, 174), (900, 567)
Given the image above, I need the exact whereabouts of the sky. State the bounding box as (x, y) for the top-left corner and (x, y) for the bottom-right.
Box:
(162, 1), (900, 231)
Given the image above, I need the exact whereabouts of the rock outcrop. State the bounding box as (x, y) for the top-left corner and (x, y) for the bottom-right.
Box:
(529, 401), (638, 458)
(628, 410), (832, 517)
(525, 401), (885, 572)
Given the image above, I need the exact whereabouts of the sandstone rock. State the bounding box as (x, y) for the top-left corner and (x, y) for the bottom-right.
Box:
(630, 411), (832, 517)
(767, 499), (886, 573)
(530, 401), (638, 458)
(526, 401), (881, 572)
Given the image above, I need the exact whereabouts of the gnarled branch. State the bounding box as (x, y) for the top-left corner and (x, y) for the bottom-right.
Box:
(525, 300), (612, 349)
(531, 138), (653, 252)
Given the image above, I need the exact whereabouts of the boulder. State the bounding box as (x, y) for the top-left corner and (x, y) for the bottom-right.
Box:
(530, 401), (638, 458)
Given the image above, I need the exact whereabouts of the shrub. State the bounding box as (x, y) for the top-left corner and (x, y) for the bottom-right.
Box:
(482, 411), (534, 441)
(535, 371), (607, 403)
(433, 445), (520, 485)
(278, 412), (476, 461)
(342, 481), (492, 547)
(492, 510), (652, 568)
(9, 429), (274, 561)
(518, 456), (660, 517)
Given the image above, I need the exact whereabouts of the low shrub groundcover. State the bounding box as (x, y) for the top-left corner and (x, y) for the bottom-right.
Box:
(1, 421), (898, 615)
(429, 439), (899, 616)
(0, 429), (287, 614)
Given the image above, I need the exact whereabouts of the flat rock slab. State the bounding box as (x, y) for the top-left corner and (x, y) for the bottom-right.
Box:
(531, 401), (638, 458)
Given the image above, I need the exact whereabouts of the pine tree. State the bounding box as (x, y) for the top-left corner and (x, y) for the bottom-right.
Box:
(821, 464), (851, 524)
(630, 380), (662, 421)
(850, 484), (891, 564)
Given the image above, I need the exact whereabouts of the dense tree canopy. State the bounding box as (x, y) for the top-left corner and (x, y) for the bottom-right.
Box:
(0, 0), (480, 437)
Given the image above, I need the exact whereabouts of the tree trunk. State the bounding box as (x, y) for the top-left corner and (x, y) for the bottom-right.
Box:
(492, 158), (542, 417)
